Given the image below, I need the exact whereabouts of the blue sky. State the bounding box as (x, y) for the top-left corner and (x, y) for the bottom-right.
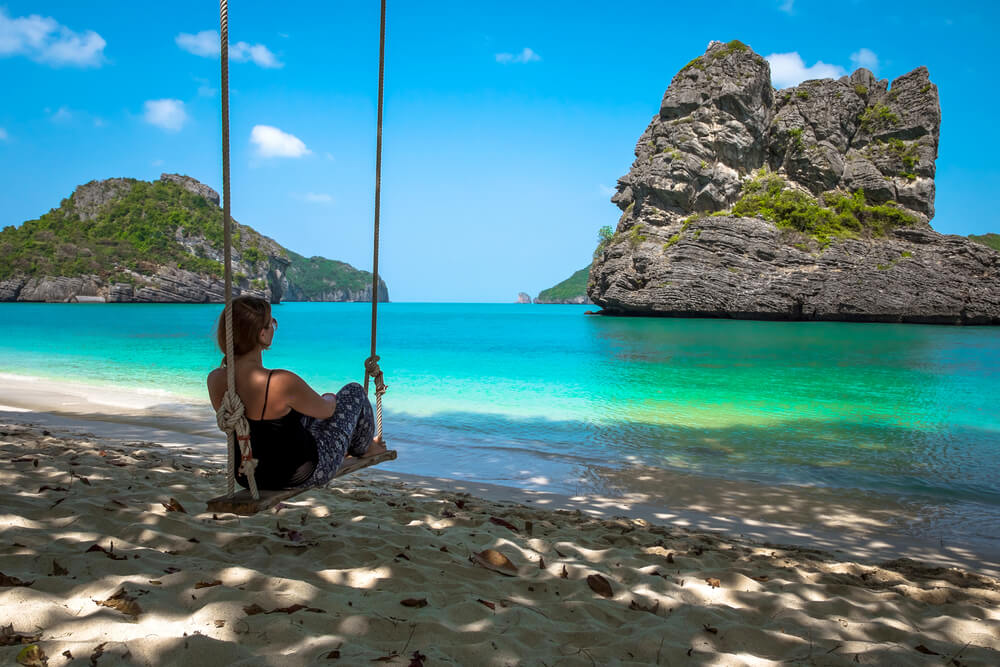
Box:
(2, 1), (997, 302)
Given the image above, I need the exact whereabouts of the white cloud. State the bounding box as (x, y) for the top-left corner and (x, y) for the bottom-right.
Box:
(850, 47), (879, 73)
(143, 99), (188, 132)
(765, 52), (846, 89)
(233, 42), (281, 68)
(0, 8), (106, 67)
(303, 192), (333, 204)
(176, 30), (282, 68)
(151, 159), (164, 167)
(175, 30), (217, 57)
(598, 184), (616, 196)
(778, 0), (795, 14)
(325, 152), (335, 161)
(50, 106), (73, 123)
(495, 47), (541, 64)
(251, 125), (310, 158)
(0, 127), (7, 141)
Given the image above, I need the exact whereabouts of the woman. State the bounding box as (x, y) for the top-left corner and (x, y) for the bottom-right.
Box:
(207, 295), (386, 490)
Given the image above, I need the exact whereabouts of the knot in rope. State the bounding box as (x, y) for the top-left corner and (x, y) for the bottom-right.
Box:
(364, 355), (388, 398)
(215, 388), (259, 495)
(215, 388), (246, 432)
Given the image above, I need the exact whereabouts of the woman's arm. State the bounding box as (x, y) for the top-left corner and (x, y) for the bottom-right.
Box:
(276, 370), (336, 419)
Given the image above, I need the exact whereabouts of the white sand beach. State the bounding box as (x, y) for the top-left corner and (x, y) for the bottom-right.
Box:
(1, 377), (999, 665)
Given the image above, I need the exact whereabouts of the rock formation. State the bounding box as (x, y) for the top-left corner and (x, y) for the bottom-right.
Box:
(516, 292), (532, 304)
(0, 174), (387, 304)
(589, 40), (1000, 324)
(535, 267), (593, 304)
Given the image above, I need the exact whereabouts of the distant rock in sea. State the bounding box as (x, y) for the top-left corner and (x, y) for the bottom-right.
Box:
(0, 174), (388, 304)
(516, 292), (532, 304)
(589, 40), (999, 324)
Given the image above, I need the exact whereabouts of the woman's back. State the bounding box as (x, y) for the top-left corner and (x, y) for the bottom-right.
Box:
(209, 364), (317, 489)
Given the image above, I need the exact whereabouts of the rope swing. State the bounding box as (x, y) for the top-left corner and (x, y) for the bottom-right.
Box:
(216, 0), (260, 501)
(208, 0), (396, 516)
(364, 0), (389, 442)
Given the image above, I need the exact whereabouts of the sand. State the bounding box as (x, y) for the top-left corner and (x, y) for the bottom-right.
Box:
(2, 411), (1000, 666)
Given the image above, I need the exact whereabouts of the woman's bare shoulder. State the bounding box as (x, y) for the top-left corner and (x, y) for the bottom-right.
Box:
(207, 366), (226, 388)
(266, 368), (305, 384)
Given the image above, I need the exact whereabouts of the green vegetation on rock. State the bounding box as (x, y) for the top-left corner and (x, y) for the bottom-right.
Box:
(859, 104), (900, 131)
(0, 179), (237, 280)
(594, 225), (615, 257)
(628, 224), (647, 247)
(283, 249), (373, 295)
(730, 171), (920, 246)
(886, 138), (920, 179)
(788, 127), (805, 152)
(0, 176), (381, 301)
(968, 233), (1000, 252)
(663, 233), (681, 251)
(679, 40), (752, 74)
(536, 267), (590, 302)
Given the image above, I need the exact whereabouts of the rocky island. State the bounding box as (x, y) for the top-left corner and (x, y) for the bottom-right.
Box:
(588, 40), (1000, 324)
(0, 174), (388, 304)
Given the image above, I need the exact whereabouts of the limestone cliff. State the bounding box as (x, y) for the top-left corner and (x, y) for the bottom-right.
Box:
(589, 40), (999, 324)
(0, 174), (388, 304)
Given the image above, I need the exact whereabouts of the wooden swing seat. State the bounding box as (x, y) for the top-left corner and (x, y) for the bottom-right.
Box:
(207, 449), (397, 516)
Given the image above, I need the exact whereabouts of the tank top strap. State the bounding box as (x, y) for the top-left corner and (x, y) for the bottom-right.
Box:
(260, 370), (274, 420)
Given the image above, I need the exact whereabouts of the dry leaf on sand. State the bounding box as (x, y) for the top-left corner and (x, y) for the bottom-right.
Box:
(194, 580), (222, 589)
(706, 577), (722, 588)
(477, 598), (496, 610)
(489, 517), (519, 532)
(629, 599), (659, 615)
(400, 598), (428, 608)
(471, 549), (518, 576)
(244, 602), (324, 615)
(1, 625), (40, 646)
(162, 498), (187, 513)
(85, 543), (127, 561)
(587, 574), (614, 598)
(15, 644), (47, 667)
(269, 604), (325, 614)
(95, 588), (142, 617)
(0, 573), (34, 588)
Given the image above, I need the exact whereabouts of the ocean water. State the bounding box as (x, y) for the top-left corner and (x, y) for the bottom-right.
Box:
(2, 302), (999, 516)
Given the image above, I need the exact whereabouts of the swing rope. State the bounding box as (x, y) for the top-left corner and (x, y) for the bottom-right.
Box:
(215, 0), (388, 502)
(216, 0), (260, 500)
(364, 0), (388, 440)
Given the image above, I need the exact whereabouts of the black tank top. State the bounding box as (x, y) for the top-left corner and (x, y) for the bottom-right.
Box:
(234, 370), (318, 489)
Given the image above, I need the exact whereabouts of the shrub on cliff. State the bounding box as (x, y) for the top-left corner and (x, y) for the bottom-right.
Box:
(730, 172), (919, 246)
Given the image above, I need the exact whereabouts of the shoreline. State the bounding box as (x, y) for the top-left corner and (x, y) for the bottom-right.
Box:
(1, 373), (998, 577)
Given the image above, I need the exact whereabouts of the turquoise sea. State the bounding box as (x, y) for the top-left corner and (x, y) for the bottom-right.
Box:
(2, 302), (999, 531)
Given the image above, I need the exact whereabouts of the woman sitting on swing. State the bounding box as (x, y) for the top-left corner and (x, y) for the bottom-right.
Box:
(207, 295), (387, 490)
